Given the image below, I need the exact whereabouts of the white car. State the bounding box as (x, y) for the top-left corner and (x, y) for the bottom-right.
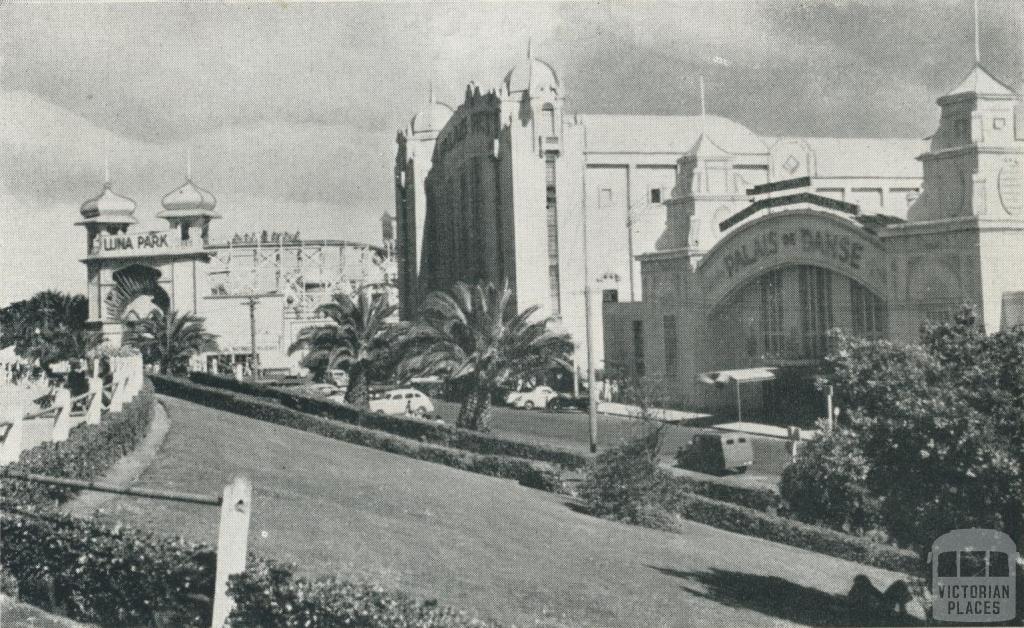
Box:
(368, 388), (434, 417)
(505, 385), (559, 410)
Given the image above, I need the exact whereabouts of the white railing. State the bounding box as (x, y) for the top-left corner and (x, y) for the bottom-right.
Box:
(0, 353), (144, 464)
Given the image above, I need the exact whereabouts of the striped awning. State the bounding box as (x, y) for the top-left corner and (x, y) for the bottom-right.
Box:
(699, 367), (778, 386)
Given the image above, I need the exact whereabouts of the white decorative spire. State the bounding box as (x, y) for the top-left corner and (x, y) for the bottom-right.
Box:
(973, 0), (981, 64)
(103, 136), (110, 185)
(699, 75), (707, 129)
(527, 37), (533, 59)
(186, 147), (193, 181)
(428, 81), (434, 104)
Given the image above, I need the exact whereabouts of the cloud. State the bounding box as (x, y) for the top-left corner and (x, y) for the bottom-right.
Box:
(1, 0), (1021, 306)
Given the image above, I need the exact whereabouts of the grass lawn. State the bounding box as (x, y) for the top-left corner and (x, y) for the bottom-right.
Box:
(91, 395), (912, 627)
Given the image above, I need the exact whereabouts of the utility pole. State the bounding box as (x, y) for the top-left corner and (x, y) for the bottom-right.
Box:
(582, 125), (598, 454)
(244, 294), (259, 380)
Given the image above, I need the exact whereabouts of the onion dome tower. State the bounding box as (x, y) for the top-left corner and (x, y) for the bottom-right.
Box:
(76, 162), (137, 255)
(158, 155), (219, 244)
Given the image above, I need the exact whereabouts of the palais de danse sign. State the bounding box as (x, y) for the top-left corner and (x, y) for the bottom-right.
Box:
(721, 227), (869, 279)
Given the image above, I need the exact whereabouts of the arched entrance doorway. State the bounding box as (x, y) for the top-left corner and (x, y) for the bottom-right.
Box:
(106, 265), (171, 322)
(703, 263), (888, 424)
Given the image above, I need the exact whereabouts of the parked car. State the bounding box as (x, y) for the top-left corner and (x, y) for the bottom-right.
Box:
(677, 431), (754, 475)
(368, 387), (435, 417)
(505, 385), (560, 410)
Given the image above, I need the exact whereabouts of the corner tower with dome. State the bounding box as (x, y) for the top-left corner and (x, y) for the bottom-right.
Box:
(397, 46), (926, 372)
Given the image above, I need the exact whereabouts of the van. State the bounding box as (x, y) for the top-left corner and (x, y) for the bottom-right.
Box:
(677, 431), (754, 474)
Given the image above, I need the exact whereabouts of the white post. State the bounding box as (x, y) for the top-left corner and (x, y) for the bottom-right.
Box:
(51, 388), (73, 442)
(86, 377), (104, 425)
(110, 357), (126, 412)
(0, 385), (25, 466)
(825, 385), (834, 433)
(211, 476), (252, 628)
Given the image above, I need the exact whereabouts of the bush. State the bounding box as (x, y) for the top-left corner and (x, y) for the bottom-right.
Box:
(779, 426), (882, 534)
(227, 561), (490, 627)
(189, 372), (590, 469)
(153, 375), (564, 492)
(577, 422), (677, 528)
(2, 379), (155, 508)
(0, 511), (215, 627)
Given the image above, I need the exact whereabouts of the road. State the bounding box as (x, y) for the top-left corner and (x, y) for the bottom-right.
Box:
(96, 395), (914, 628)
(433, 400), (786, 487)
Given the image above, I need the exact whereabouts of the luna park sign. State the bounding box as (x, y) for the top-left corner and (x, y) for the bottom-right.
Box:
(721, 227), (870, 279)
(98, 231), (175, 253)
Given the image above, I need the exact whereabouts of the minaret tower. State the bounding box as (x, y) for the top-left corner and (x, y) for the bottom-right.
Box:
(77, 154), (137, 255)
(158, 152), (220, 244)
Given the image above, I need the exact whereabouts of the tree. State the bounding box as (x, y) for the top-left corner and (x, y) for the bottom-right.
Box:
(288, 291), (397, 409)
(779, 424), (882, 534)
(399, 281), (573, 430)
(126, 309), (217, 375)
(819, 309), (1024, 557)
(0, 291), (97, 368)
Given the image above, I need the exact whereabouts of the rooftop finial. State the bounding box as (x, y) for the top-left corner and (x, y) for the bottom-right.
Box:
(527, 37), (533, 59)
(699, 75), (707, 127)
(103, 136), (110, 185)
(973, 0), (981, 64)
(186, 147), (193, 180)
(429, 81), (435, 104)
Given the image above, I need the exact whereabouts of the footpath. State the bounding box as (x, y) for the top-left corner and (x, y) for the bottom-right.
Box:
(61, 399), (171, 518)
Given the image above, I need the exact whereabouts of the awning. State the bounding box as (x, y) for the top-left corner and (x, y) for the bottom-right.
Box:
(699, 367), (777, 386)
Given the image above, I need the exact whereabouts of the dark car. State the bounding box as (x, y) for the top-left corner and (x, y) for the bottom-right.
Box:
(677, 431), (754, 475)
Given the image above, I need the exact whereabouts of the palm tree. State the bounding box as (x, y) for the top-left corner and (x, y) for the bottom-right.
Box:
(288, 290), (397, 409)
(126, 309), (217, 375)
(399, 281), (574, 431)
(0, 291), (98, 368)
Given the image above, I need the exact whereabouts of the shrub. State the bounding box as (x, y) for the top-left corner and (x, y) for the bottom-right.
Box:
(779, 426), (882, 534)
(0, 510), (215, 627)
(577, 421), (677, 528)
(227, 561), (490, 627)
(153, 375), (564, 492)
(2, 379), (155, 508)
(189, 372), (590, 469)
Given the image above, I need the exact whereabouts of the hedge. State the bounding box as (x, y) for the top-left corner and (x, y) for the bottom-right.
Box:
(665, 474), (783, 514)
(189, 372), (590, 470)
(152, 375), (563, 492)
(2, 379), (156, 508)
(662, 486), (922, 575)
(1, 510), (215, 627)
(227, 560), (491, 627)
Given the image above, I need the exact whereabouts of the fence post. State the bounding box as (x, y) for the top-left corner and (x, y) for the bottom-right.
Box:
(211, 476), (252, 628)
(51, 388), (73, 442)
(0, 386), (25, 465)
(86, 377), (104, 425)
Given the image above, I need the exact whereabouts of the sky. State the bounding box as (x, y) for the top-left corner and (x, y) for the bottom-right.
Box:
(1, 0), (1022, 306)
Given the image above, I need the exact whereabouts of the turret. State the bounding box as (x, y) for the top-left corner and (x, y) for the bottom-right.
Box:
(158, 158), (219, 244)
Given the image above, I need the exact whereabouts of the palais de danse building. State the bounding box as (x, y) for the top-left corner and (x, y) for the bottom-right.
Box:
(396, 50), (1024, 422)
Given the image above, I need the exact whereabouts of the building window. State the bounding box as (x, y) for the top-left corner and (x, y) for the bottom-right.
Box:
(850, 281), (888, 339)
(759, 269), (785, 357)
(799, 266), (833, 358)
(663, 315), (678, 378)
(602, 289), (619, 303)
(632, 320), (645, 376)
(650, 188), (662, 203)
(542, 104), (557, 137)
(546, 155), (560, 314)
